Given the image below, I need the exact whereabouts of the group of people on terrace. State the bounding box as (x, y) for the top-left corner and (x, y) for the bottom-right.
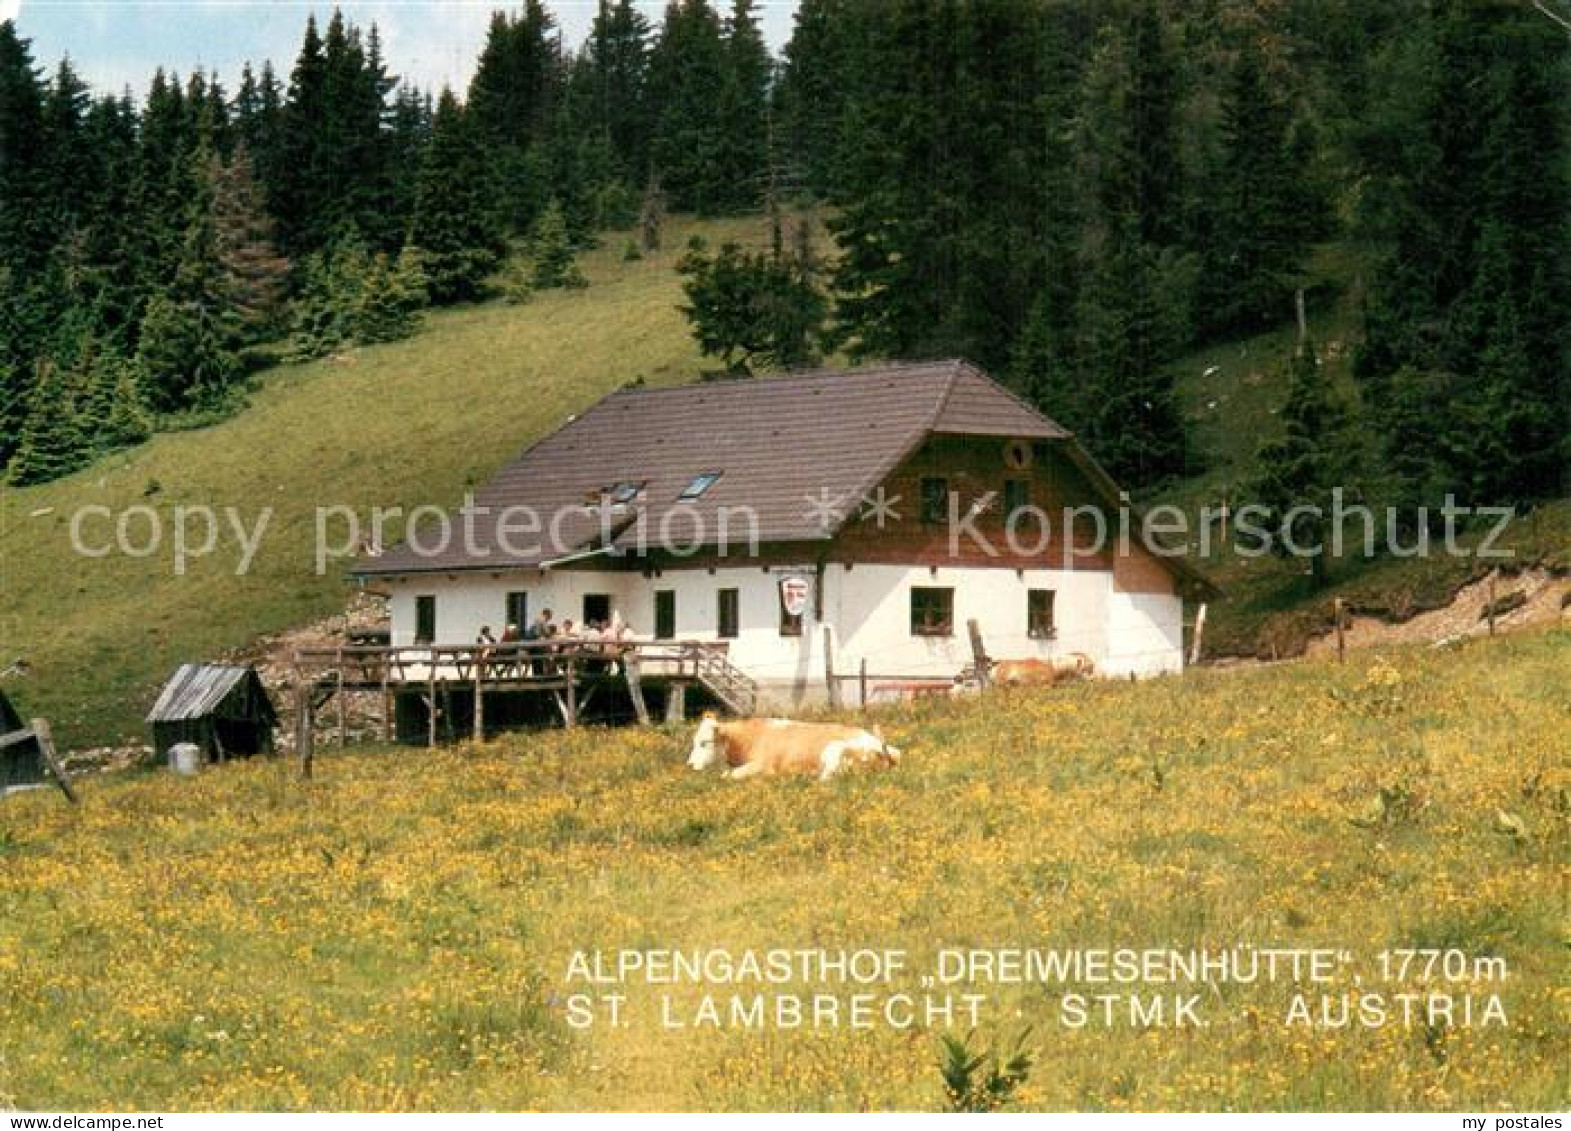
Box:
(474, 608), (638, 676)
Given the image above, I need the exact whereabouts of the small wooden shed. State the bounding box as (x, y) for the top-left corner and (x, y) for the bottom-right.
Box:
(146, 664), (278, 763)
(1, 687), (47, 792)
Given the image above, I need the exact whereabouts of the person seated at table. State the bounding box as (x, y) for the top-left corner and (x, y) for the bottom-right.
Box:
(527, 609), (555, 673)
(494, 623), (521, 676)
(580, 619), (607, 672)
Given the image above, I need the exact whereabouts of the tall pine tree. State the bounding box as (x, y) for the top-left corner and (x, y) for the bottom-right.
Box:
(408, 89), (506, 304)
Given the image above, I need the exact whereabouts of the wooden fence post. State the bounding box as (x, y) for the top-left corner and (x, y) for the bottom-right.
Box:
(967, 619), (991, 690)
(1189, 602), (1208, 666)
(822, 625), (839, 709)
(294, 683), (314, 780)
(1487, 572), (1498, 637)
(31, 719), (77, 804)
(859, 658), (868, 712)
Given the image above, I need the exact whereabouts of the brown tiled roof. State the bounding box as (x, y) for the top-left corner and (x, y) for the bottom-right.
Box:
(356, 360), (1072, 576)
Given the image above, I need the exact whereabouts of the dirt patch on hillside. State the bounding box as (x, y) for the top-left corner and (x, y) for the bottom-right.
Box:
(1303, 567), (1569, 659)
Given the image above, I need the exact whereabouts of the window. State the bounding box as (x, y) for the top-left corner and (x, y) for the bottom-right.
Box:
(1004, 479), (1031, 522)
(582, 593), (611, 626)
(717, 588), (740, 638)
(920, 477), (949, 525)
(505, 591), (528, 632)
(679, 471), (723, 501)
(414, 595), (437, 645)
(910, 587), (954, 637)
(654, 590), (676, 639)
(606, 480), (646, 505)
(1028, 589), (1056, 639)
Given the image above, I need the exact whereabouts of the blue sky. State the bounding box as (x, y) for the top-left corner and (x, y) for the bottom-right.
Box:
(10, 1), (800, 100)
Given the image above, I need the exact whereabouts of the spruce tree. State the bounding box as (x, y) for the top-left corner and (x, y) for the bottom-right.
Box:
(1071, 215), (1191, 488)
(408, 89), (506, 304)
(529, 199), (587, 289)
(97, 355), (153, 448)
(211, 144), (290, 345)
(387, 84), (433, 225)
(355, 249), (426, 344)
(288, 248), (358, 360)
(468, 3), (564, 234)
(647, 0), (730, 214)
(1253, 339), (1357, 585)
(0, 22), (49, 280)
(0, 263), (34, 464)
(714, 0), (770, 212)
(135, 294), (238, 414)
(776, 0), (851, 198)
(40, 57), (94, 233)
(9, 360), (88, 485)
(1195, 42), (1322, 337)
(581, 0), (652, 182)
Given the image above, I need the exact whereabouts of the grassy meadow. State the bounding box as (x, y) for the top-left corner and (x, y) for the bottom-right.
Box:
(1, 629), (1566, 1111)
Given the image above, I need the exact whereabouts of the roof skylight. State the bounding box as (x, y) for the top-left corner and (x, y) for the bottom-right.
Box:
(678, 471), (723, 501)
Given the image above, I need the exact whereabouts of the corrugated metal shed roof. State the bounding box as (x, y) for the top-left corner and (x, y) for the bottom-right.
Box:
(357, 360), (1068, 576)
(146, 664), (271, 723)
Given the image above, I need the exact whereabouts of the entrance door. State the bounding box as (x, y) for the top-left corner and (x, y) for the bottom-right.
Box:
(654, 590), (676, 639)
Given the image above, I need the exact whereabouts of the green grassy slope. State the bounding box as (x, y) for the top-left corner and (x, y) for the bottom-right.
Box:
(0, 216), (771, 745)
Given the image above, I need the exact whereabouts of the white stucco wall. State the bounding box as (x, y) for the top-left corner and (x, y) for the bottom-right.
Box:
(380, 561), (1185, 705)
(1104, 590), (1185, 677)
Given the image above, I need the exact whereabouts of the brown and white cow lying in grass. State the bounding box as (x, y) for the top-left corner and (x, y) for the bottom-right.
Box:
(991, 653), (1095, 687)
(687, 713), (901, 781)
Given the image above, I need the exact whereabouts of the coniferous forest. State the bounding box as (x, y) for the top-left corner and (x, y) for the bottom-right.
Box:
(0, 0), (1565, 516)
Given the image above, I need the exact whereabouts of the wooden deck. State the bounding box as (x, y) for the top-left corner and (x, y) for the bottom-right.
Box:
(289, 639), (757, 774)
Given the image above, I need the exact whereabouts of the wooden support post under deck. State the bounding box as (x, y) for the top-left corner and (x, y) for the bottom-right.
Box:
(426, 670), (437, 748)
(822, 625), (839, 710)
(967, 619), (991, 690)
(1334, 598), (1346, 663)
(336, 668), (347, 747)
(380, 668), (392, 744)
(666, 682), (687, 724)
(473, 667), (485, 743)
(624, 655), (650, 726)
(564, 658), (578, 728)
(294, 683), (314, 780)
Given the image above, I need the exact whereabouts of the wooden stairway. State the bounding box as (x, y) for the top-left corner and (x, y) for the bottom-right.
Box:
(689, 647), (759, 716)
